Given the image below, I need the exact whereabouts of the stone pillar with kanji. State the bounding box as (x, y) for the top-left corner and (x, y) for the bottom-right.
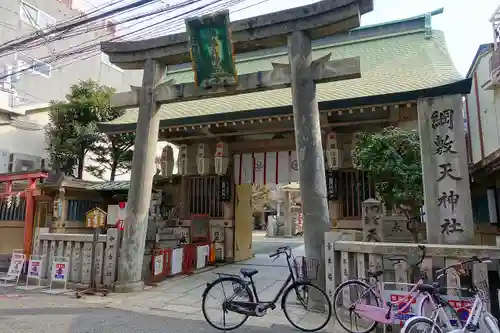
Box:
(418, 95), (474, 244)
(362, 198), (383, 242)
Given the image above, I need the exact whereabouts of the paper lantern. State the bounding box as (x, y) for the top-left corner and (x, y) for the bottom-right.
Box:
(196, 143), (212, 175)
(214, 141), (229, 175)
(177, 144), (188, 175)
(160, 145), (175, 177)
(325, 132), (341, 170)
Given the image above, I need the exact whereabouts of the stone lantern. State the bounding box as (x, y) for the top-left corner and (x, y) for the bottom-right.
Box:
(325, 132), (341, 170)
(214, 141), (229, 175)
(196, 143), (212, 175)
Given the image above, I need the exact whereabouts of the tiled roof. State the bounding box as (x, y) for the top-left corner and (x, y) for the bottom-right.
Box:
(86, 181), (130, 191)
(104, 27), (462, 127)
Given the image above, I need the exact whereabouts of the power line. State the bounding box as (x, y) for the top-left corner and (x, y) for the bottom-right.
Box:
(0, 0), (269, 84)
(0, 0), (158, 54)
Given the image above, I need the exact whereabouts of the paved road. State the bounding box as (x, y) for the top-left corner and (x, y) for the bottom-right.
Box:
(0, 306), (316, 333)
(0, 235), (309, 333)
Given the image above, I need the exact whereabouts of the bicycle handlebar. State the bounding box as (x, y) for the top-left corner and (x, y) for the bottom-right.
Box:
(436, 256), (491, 277)
(269, 246), (292, 258)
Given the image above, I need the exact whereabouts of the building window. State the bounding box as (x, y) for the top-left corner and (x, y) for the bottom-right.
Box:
(101, 52), (123, 72)
(20, 2), (56, 30)
(17, 52), (52, 78)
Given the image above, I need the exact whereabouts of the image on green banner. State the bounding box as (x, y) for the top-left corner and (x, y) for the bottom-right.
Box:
(185, 10), (237, 89)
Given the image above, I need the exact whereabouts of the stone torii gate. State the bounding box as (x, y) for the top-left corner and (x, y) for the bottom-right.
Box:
(101, 0), (373, 292)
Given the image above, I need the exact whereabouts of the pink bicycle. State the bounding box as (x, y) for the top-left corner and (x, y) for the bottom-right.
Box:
(332, 245), (461, 333)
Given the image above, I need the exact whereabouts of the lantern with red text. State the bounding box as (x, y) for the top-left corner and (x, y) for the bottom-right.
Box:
(214, 142), (229, 175)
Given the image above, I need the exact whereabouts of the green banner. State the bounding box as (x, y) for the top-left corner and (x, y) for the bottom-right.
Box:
(185, 10), (237, 88)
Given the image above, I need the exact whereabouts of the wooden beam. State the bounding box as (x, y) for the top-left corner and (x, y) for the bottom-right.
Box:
(101, 0), (372, 68)
(165, 118), (389, 142)
(111, 57), (360, 109)
(0, 171), (48, 182)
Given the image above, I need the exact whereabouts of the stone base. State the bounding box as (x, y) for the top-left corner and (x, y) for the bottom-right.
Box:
(114, 281), (145, 293)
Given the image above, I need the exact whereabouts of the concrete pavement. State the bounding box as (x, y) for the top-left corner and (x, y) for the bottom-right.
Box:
(0, 234), (339, 332)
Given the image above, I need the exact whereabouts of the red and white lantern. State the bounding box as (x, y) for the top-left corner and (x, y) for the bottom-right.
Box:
(116, 201), (127, 230)
(325, 132), (341, 170)
(197, 143), (212, 175)
(214, 142), (229, 175)
(177, 144), (188, 175)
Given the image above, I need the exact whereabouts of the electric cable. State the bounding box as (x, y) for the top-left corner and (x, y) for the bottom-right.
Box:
(0, 0), (158, 54)
(0, 0), (269, 82)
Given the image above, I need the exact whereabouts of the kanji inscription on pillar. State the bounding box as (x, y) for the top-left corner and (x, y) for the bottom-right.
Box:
(418, 96), (474, 244)
(362, 199), (383, 242)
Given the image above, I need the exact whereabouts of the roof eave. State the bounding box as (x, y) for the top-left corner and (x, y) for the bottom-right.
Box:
(97, 78), (472, 134)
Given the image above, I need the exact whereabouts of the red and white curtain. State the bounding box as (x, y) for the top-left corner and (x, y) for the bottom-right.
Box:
(233, 151), (299, 185)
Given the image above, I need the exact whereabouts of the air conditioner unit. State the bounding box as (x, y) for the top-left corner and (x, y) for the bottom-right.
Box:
(0, 150), (9, 174)
(9, 153), (42, 172)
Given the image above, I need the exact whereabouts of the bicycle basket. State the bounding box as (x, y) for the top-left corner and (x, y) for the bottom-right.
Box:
(293, 256), (319, 281)
(475, 280), (490, 304)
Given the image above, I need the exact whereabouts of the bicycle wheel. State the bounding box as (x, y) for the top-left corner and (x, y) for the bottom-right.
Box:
(202, 276), (254, 331)
(484, 313), (500, 333)
(333, 279), (380, 333)
(281, 281), (332, 332)
(404, 317), (444, 333)
(420, 295), (463, 331)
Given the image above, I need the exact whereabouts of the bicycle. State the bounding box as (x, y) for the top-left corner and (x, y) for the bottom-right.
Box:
(333, 245), (461, 333)
(401, 257), (499, 333)
(201, 246), (332, 332)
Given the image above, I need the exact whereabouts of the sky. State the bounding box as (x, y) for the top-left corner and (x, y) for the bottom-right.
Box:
(84, 0), (500, 76)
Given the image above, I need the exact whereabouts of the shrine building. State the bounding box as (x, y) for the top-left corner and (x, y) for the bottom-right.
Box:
(92, 8), (479, 262)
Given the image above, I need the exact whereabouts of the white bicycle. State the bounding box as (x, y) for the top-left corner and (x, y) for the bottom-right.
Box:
(401, 257), (499, 333)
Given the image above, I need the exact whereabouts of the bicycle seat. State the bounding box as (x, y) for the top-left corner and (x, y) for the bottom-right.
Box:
(241, 268), (258, 278)
(367, 270), (384, 278)
(416, 284), (436, 293)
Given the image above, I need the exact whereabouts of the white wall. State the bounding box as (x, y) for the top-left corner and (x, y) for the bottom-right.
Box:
(467, 50), (500, 164)
(0, 108), (178, 181)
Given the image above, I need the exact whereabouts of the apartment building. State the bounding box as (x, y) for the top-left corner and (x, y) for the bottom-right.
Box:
(466, 5), (500, 227)
(0, 0), (142, 174)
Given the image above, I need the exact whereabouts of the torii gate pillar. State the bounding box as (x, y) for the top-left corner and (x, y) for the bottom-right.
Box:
(289, 31), (331, 288)
(115, 59), (165, 292)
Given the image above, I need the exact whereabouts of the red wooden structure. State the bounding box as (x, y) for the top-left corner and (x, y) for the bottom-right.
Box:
(0, 171), (49, 259)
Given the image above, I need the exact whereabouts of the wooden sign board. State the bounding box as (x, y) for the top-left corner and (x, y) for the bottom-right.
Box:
(185, 10), (237, 89)
(85, 207), (107, 228)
